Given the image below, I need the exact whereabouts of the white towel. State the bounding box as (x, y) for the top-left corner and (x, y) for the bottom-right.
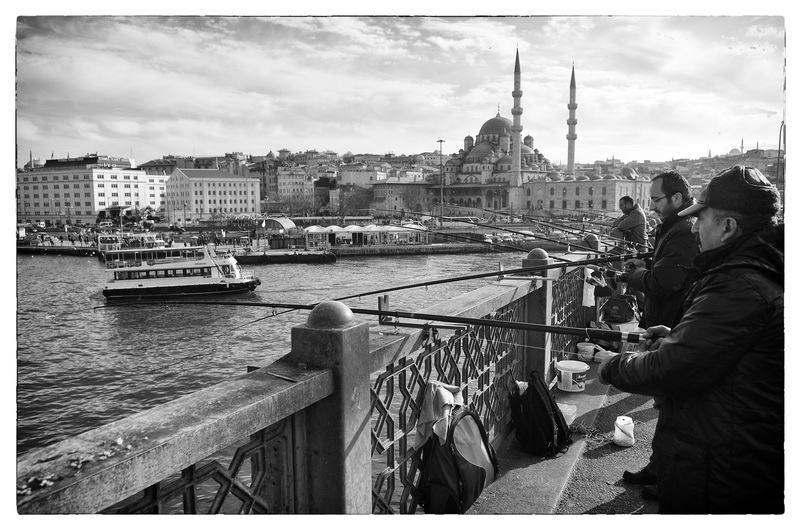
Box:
(414, 380), (464, 449)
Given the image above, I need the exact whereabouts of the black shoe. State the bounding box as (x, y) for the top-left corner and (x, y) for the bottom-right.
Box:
(641, 484), (659, 501)
(622, 468), (658, 485)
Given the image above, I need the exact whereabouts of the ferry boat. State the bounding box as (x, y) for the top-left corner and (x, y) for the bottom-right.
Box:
(102, 245), (260, 299)
(97, 233), (166, 261)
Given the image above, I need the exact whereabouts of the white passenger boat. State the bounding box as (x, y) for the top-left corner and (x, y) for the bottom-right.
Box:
(102, 245), (260, 299)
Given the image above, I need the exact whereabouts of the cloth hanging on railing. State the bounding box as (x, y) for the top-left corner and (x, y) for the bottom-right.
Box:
(414, 380), (464, 449)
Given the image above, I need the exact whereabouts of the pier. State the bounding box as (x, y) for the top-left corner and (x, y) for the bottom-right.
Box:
(17, 238), (641, 514)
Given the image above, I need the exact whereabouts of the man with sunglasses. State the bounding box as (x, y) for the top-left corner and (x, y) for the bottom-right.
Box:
(599, 165), (784, 514)
(613, 171), (699, 499)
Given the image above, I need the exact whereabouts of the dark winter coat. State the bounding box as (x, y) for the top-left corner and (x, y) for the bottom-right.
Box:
(600, 225), (784, 514)
(624, 210), (697, 328)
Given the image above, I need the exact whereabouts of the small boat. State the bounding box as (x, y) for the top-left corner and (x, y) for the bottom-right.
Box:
(102, 245), (260, 299)
(97, 233), (166, 262)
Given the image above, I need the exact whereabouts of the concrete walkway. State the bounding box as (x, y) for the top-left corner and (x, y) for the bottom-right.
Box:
(469, 325), (658, 515)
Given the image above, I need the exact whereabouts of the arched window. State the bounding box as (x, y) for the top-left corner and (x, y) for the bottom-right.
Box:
(550, 187), (555, 196)
(526, 188), (531, 196)
(589, 187), (594, 196)
(562, 187), (567, 196)
(602, 186), (607, 195)
(575, 186), (580, 196)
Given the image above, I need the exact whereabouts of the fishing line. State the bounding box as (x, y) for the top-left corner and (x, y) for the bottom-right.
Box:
(96, 299), (642, 344)
(477, 206), (641, 250)
(385, 208), (605, 255)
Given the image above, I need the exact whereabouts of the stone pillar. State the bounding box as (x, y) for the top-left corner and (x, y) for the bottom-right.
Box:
(522, 249), (555, 378)
(287, 301), (372, 514)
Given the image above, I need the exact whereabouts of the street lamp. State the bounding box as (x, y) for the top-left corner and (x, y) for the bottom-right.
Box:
(437, 139), (445, 226)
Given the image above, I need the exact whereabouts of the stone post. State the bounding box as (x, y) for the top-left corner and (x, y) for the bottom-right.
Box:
(286, 301), (372, 514)
(521, 248), (555, 378)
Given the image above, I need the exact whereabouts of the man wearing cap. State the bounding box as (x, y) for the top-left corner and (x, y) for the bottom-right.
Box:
(613, 171), (699, 499)
(599, 165), (784, 514)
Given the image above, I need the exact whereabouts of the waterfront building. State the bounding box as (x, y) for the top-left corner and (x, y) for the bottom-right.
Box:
(370, 174), (434, 220)
(165, 168), (261, 222)
(16, 154), (151, 226)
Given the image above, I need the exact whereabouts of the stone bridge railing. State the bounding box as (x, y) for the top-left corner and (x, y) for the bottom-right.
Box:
(16, 248), (599, 514)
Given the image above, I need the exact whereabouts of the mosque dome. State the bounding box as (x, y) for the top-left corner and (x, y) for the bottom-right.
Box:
(563, 175), (576, 182)
(603, 174), (618, 180)
(729, 148), (741, 155)
(588, 173), (603, 181)
(524, 134), (533, 143)
(478, 113), (513, 136)
(464, 135), (474, 141)
(497, 154), (513, 166)
(467, 142), (496, 159)
(575, 175), (590, 181)
(520, 144), (534, 154)
(620, 167), (639, 180)
(414, 154), (425, 164)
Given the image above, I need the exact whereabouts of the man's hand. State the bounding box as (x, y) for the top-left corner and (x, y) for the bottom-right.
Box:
(624, 258), (646, 272)
(638, 325), (670, 351)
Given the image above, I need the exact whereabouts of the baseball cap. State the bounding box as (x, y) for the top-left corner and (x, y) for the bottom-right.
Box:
(678, 165), (781, 217)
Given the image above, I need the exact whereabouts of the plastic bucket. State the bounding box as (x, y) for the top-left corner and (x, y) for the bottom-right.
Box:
(576, 342), (597, 362)
(556, 360), (590, 392)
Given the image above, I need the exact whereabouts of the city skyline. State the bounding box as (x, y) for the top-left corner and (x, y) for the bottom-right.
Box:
(12, 10), (787, 169)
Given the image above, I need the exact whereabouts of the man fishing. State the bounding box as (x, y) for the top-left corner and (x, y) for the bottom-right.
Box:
(609, 196), (648, 252)
(599, 165), (784, 514)
(612, 171), (698, 500)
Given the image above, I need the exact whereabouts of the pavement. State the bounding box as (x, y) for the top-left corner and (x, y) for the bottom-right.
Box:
(468, 323), (659, 515)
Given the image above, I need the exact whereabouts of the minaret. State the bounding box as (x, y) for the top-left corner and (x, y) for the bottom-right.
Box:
(566, 64), (578, 175)
(511, 48), (523, 187)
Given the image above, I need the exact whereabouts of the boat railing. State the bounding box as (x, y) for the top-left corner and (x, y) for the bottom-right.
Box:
(105, 255), (204, 269)
(239, 270), (256, 279)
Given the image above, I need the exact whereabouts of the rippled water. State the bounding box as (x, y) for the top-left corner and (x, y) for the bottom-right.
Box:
(16, 250), (531, 455)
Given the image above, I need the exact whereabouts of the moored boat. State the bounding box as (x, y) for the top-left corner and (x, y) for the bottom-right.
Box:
(231, 246), (337, 264)
(102, 245), (260, 299)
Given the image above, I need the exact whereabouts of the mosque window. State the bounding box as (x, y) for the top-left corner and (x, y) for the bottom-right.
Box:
(576, 187), (580, 196)
(602, 187), (607, 195)
(589, 187), (594, 196)
(526, 188), (531, 196)
(562, 187), (567, 196)
(550, 187), (554, 196)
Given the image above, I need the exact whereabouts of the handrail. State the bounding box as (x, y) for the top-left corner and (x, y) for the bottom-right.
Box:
(16, 360), (334, 514)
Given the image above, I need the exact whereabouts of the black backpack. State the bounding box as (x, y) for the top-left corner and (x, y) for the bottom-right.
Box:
(509, 371), (573, 457)
(600, 294), (640, 323)
(416, 406), (499, 514)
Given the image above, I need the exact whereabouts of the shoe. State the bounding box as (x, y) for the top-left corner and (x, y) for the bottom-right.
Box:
(622, 468), (658, 485)
(641, 484), (659, 501)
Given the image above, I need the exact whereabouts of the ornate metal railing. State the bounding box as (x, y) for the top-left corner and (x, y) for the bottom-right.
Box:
(548, 266), (587, 377)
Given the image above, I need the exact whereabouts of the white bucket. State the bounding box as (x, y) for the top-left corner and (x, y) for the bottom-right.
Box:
(576, 342), (597, 362)
(613, 415), (635, 447)
(555, 360), (590, 392)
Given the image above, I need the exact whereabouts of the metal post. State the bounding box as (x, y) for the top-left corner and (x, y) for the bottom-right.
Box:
(437, 139), (445, 226)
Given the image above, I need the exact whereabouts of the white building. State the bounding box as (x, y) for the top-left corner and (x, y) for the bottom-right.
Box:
(165, 168), (261, 222)
(16, 154), (151, 226)
(339, 166), (387, 187)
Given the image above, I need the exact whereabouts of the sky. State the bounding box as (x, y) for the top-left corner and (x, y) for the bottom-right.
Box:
(10, 5), (789, 169)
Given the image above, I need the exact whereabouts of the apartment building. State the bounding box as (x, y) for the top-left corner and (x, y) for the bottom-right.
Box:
(165, 168), (261, 222)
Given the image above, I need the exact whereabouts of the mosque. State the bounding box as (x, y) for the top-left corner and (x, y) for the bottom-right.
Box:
(439, 50), (650, 217)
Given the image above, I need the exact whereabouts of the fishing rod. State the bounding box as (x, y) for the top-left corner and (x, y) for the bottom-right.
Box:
(477, 206), (647, 251)
(393, 209), (607, 255)
(97, 250), (650, 335)
(97, 299), (642, 344)
(371, 209), (574, 262)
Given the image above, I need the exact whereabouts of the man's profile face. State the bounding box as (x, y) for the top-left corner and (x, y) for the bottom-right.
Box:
(619, 200), (633, 214)
(691, 207), (727, 252)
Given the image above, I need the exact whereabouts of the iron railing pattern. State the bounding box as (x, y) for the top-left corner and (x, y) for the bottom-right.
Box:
(370, 300), (524, 514)
(104, 416), (301, 514)
(548, 267), (586, 377)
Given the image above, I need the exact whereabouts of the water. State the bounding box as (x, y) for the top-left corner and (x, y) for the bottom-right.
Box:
(16, 250), (532, 455)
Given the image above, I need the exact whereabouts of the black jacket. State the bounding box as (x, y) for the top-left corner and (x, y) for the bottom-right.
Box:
(600, 225), (784, 514)
(625, 211), (697, 328)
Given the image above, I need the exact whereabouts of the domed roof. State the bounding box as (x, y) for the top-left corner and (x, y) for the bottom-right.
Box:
(467, 142), (495, 159)
(563, 175), (576, 182)
(497, 154), (514, 165)
(549, 174), (563, 181)
(603, 173), (618, 180)
(520, 144), (534, 154)
(575, 175), (590, 181)
(524, 134), (533, 141)
(464, 135), (474, 141)
(588, 173), (602, 180)
(478, 113), (513, 136)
